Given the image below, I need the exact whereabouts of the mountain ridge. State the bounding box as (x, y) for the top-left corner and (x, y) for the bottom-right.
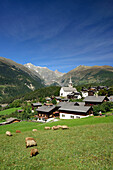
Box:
(24, 62), (113, 87)
(58, 65), (113, 86)
(0, 57), (44, 102)
(24, 63), (65, 85)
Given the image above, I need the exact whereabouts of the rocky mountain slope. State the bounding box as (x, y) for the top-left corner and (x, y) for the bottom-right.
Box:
(24, 63), (65, 85)
(58, 65), (113, 86)
(0, 57), (44, 102)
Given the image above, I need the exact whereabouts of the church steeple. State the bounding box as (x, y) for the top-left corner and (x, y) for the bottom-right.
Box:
(68, 76), (73, 87)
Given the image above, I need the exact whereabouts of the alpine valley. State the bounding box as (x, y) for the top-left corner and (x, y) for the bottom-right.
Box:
(0, 56), (113, 102)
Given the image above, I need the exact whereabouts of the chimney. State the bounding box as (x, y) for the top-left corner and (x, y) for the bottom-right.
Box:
(96, 93), (98, 97)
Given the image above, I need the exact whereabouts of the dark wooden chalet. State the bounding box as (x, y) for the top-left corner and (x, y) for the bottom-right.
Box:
(83, 96), (109, 106)
(55, 97), (62, 102)
(67, 92), (81, 99)
(0, 117), (21, 126)
(97, 86), (108, 91)
(36, 105), (58, 119)
(31, 103), (42, 110)
(88, 90), (95, 96)
(61, 98), (69, 102)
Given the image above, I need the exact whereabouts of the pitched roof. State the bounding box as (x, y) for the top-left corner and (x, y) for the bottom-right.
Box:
(55, 97), (61, 100)
(62, 87), (77, 92)
(32, 103), (42, 106)
(59, 105), (91, 113)
(36, 105), (56, 113)
(6, 117), (20, 122)
(83, 96), (106, 102)
(0, 117), (20, 126)
(57, 102), (85, 108)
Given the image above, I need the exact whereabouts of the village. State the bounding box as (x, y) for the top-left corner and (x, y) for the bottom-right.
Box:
(0, 77), (113, 125)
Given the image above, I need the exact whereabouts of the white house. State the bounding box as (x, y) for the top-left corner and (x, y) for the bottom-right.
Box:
(58, 104), (92, 119)
(81, 91), (88, 98)
(60, 77), (77, 97)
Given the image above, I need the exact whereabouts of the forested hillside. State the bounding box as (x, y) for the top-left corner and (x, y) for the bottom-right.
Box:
(0, 57), (44, 103)
(59, 65), (113, 86)
(24, 86), (61, 101)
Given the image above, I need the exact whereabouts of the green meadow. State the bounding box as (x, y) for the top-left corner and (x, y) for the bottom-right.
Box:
(0, 116), (113, 169)
(0, 107), (22, 116)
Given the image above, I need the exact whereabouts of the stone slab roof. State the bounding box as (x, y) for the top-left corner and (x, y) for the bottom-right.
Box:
(32, 103), (42, 106)
(83, 96), (107, 102)
(57, 102), (85, 108)
(62, 87), (77, 92)
(59, 105), (91, 113)
(36, 105), (56, 113)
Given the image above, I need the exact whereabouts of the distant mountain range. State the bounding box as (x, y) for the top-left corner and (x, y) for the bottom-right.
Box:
(24, 63), (113, 87)
(0, 56), (113, 102)
(24, 63), (65, 85)
(58, 65), (113, 86)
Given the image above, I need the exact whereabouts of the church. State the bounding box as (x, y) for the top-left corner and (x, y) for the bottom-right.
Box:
(60, 77), (77, 97)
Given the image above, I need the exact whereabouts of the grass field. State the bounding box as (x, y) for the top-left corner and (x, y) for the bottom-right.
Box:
(0, 116), (113, 134)
(0, 107), (22, 116)
(0, 116), (113, 169)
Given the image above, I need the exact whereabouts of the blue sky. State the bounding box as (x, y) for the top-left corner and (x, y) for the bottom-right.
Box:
(0, 0), (113, 73)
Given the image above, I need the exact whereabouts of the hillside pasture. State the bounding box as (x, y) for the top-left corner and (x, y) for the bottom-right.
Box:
(0, 116), (113, 169)
(0, 123), (113, 169)
(0, 116), (113, 134)
(0, 107), (22, 116)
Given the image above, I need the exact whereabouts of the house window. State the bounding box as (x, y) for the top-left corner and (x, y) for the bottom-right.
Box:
(70, 115), (74, 119)
(62, 114), (65, 117)
(39, 118), (41, 120)
(76, 116), (80, 119)
(61, 93), (63, 96)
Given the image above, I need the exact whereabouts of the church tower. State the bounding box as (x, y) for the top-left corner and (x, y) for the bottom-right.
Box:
(68, 76), (73, 87)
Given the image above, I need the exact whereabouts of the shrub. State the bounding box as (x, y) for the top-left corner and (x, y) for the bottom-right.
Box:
(93, 102), (112, 115)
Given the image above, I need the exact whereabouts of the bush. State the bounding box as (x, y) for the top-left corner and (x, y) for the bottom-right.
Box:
(52, 98), (57, 105)
(93, 102), (112, 115)
(9, 99), (23, 108)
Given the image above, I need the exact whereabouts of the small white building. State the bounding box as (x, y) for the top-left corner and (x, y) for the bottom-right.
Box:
(60, 77), (77, 97)
(60, 87), (77, 97)
(81, 91), (88, 98)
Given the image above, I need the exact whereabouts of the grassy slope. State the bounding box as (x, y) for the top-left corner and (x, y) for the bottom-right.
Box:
(0, 116), (113, 134)
(60, 66), (113, 86)
(0, 107), (22, 116)
(0, 116), (113, 169)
